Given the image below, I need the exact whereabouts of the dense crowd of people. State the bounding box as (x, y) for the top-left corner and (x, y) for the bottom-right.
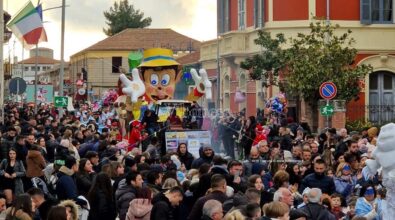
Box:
(0, 102), (387, 220)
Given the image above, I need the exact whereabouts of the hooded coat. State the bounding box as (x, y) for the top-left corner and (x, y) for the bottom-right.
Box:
(26, 149), (46, 178)
(59, 200), (79, 220)
(126, 198), (153, 220)
(56, 166), (78, 201)
(191, 147), (214, 169)
(5, 207), (32, 220)
(115, 179), (137, 220)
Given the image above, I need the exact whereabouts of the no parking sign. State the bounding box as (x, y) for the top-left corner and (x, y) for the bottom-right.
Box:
(319, 82), (337, 100)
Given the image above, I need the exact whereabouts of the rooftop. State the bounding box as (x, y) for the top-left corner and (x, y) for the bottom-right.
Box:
(18, 56), (60, 65)
(72, 28), (201, 57)
(176, 51), (200, 65)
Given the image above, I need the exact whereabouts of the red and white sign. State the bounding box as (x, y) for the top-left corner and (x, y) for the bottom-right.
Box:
(319, 82), (337, 100)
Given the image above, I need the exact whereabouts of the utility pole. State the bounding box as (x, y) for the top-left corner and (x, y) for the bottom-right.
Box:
(58, 0), (65, 118)
(0, 0), (5, 124)
(216, 35), (221, 110)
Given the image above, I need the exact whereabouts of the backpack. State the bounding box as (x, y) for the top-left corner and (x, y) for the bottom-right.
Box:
(31, 177), (57, 201)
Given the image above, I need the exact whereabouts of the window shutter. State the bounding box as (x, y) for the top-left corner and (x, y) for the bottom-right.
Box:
(361, 0), (372, 24)
(261, 0), (265, 27)
(254, 0), (259, 28)
(225, 0), (230, 32)
(218, 0), (224, 34)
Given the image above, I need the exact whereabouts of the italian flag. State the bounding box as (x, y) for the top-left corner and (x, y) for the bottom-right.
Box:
(7, 1), (47, 47)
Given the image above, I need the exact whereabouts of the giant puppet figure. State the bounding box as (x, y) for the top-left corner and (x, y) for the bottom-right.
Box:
(365, 123), (395, 219)
(117, 48), (212, 121)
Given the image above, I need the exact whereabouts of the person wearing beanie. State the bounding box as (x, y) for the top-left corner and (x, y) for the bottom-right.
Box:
(56, 156), (79, 201)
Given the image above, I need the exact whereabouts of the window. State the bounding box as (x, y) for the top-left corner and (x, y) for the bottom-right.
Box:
(42, 66), (46, 71)
(361, 0), (393, 24)
(37, 66), (41, 71)
(31, 66), (36, 71)
(218, 0), (230, 34)
(112, 57), (122, 73)
(254, 0), (265, 28)
(24, 66), (28, 71)
(238, 0), (246, 30)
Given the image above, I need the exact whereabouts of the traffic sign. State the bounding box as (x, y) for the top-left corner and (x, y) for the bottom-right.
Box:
(319, 82), (337, 100)
(54, 96), (68, 107)
(9, 77), (27, 94)
(320, 104), (334, 116)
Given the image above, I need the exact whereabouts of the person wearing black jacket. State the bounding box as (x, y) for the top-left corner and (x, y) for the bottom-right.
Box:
(13, 135), (28, 164)
(176, 143), (194, 170)
(299, 159), (335, 195)
(27, 187), (58, 220)
(240, 116), (256, 158)
(188, 174), (228, 220)
(87, 172), (117, 220)
(0, 127), (17, 161)
(191, 145), (215, 169)
(76, 158), (95, 197)
(151, 186), (184, 220)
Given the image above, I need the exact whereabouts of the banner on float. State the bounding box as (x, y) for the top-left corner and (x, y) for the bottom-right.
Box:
(26, 84), (54, 103)
(165, 130), (211, 158)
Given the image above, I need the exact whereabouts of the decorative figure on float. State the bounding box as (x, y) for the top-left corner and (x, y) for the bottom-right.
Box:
(118, 48), (212, 112)
(364, 123), (395, 219)
(116, 48), (212, 137)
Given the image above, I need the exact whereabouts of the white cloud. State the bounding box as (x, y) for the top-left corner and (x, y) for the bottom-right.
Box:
(5, 0), (217, 61)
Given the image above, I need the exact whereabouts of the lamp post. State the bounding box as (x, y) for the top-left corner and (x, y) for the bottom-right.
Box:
(58, 0), (66, 118)
(216, 35), (221, 110)
(0, 0), (4, 123)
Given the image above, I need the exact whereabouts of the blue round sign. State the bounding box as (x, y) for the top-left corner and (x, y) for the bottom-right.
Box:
(319, 82), (337, 100)
(9, 77), (27, 95)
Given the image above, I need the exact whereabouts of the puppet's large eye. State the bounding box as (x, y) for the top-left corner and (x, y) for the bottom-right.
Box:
(150, 74), (159, 86)
(161, 74), (170, 86)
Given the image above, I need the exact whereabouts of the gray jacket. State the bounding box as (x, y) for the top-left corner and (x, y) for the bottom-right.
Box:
(0, 159), (26, 195)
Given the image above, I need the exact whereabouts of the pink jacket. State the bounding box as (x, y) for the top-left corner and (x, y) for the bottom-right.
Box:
(126, 198), (153, 220)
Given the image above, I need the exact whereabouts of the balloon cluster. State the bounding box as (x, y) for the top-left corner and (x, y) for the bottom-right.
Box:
(102, 89), (119, 106)
(266, 92), (288, 114)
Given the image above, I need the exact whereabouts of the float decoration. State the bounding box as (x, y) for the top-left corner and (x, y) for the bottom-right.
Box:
(234, 87), (246, 103)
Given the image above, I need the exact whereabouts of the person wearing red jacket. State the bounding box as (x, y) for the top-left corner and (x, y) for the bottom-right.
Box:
(128, 120), (142, 151)
(253, 124), (267, 146)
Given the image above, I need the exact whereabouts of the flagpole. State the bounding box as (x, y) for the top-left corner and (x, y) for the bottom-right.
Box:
(0, 0), (4, 124)
(34, 44), (38, 114)
(21, 41), (24, 79)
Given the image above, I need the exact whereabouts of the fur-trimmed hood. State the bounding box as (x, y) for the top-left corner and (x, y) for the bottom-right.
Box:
(59, 165), (75, 176)
(59, 200), (79, 220)
(5, 207), (32, 220)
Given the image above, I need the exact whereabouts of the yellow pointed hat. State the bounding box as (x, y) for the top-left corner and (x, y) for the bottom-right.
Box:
(138, 48), (180, 67)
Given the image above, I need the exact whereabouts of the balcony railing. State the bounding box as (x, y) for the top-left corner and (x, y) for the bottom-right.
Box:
(347, 105), (395, 125)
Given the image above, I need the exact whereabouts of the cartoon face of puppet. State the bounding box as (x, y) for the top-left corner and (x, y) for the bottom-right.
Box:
(141, 65), (182, 102)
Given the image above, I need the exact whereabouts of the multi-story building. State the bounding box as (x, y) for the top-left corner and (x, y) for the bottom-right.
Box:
(69, 28), (201, 101)
(13, 47), (59, 83)
(38, 62), (72, 95)
(201, 0), (395, 128)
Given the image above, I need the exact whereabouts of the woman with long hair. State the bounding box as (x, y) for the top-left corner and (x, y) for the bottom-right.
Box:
(75, 158), (95, 197)
(176, 143), (194, 170)
(47, 206), (68, 220)
(36, 137), (48, 161)
(5, 194), (33, 220)
(240, 116), (256, 158)
(87, 172), (116, 220)
(0, 148), (26, 205)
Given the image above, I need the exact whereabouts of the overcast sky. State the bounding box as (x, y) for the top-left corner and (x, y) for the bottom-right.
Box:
(5, 0), (217, 61)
